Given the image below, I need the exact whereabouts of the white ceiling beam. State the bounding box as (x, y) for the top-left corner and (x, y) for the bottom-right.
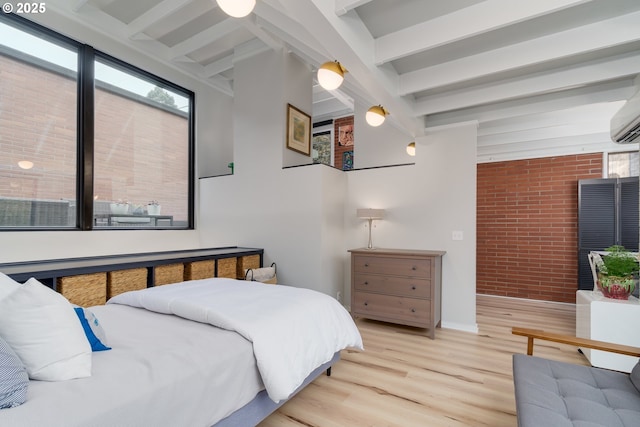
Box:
(169, 18), (238, 60)
(478, 102), (625, 137)
(400, 11), (640, 96)
(277, 0), (421, 136)
(425, 79), (637, 128)
(415, 51), (640, 116)
(334, 0), (372, 16)
(202, 55), (233, 77)
(126, 0), (194, 39)
(236, 14), (282, 51)
(375, 0), (593, 65)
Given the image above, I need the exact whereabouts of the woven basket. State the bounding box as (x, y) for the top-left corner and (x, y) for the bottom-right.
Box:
(107, 268), (147, 299)
(216, 257), (237, 278)
(236, 254), (260, 279)
(154, 263), (185, 286)
(57, 272), (107, 307)
(185, 260), (215, 281)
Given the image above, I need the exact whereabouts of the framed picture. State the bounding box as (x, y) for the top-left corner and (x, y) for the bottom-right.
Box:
(286, 103), (311, 156)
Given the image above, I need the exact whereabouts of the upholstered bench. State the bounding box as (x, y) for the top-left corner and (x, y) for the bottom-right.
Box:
(512, 328), (640, 427)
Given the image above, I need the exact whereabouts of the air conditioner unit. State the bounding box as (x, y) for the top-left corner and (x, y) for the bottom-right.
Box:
(611, 88), (640, 144)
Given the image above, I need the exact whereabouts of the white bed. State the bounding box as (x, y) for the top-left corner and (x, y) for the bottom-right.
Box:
(0, 277), (363, 427)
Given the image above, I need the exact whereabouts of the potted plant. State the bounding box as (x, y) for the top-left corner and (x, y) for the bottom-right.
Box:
(595, 245), (639, 300)
(109, 199), (130, 215)
(147, 200), (161, 215)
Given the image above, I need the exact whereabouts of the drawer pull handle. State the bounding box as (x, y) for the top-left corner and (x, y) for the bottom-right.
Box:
(364, 263), (369, 267)
(411, 266), (417, 271)
(411, 308), (416, 313)
(364, 281), (369, 285)
(411, 285), (416, 290)
(364, 302), (368, 306)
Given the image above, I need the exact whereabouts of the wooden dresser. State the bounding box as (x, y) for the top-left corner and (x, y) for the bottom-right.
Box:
(349, 248), (445, 339)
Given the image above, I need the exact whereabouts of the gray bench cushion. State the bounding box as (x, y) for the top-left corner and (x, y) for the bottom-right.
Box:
(513, 354), (640, 427)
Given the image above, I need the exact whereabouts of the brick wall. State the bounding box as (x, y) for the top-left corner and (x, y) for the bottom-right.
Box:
(477, 154), (603, 302)
(334, 116), (354, 170)
(0, 53), (189, 221)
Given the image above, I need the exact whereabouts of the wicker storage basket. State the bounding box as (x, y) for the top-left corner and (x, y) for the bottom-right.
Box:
(216, 257), (237, 278)
(154, 263), (185, 286)
(107, 268), (147, 299)
(57, 272), (107, 307)
(184, 260), (215, 281)
(236, 254), (261, 279)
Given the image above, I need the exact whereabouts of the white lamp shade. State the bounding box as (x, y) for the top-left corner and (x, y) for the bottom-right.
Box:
(357, 208), (385, 220)
(366, 105), (387, 127)
(317, 61), (346, 90)
(216, 0), (256, 18)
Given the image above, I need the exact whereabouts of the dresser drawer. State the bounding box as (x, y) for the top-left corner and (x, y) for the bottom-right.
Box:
(352, 292), (430, 326)
(353, 255), (430, 278)
(354, 273), (431, 298)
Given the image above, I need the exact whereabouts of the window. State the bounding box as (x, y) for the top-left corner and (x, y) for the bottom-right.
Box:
(0, 18), (78, 228)
(608, 151), (639, 178)
(93, 56), (191, 229)
(0, 14), (194, 230)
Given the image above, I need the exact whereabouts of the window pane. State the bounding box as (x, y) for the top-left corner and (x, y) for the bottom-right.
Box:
(93, 57), (190, 228)
(0, 20), (78, 228)
(608, 151), (639, 178)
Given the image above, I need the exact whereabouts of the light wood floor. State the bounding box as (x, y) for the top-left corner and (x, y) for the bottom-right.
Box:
(259, 294), (589, 427)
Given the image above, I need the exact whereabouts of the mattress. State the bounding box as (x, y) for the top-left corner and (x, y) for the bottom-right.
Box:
(0, 304), (264, 427)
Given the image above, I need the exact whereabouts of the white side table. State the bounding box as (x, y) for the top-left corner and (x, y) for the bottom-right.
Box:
(576, 290), (640, 373)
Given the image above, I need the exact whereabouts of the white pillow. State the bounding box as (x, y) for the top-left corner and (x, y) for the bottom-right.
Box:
(0, 272), (21, 301)
(0, 278), (92, 381)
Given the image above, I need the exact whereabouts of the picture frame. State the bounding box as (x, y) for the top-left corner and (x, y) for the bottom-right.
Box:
(286, 103), (311, 156)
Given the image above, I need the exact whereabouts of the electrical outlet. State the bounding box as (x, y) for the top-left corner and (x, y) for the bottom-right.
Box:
(452, 230), (464, 240)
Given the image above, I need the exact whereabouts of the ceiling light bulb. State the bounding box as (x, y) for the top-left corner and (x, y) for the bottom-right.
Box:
(216, 0), (256, 18)
(366, 105), (387, 127)
(317, 61), (346, 90)
(18, 160), (34, 169)
(406, 142), (416, 156)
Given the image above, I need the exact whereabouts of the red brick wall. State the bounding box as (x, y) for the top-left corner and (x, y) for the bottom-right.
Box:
(477, 154), (603, 303)
(334, 116), (354, 169)
(0, 53), (189, 220)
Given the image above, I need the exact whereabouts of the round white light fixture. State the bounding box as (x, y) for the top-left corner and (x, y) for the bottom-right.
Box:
(216, 0), (256, 18)
(18, 160), (34, 170)
(366, 105), (388, 127)
(406, 142), (416, 156)
(317, 61), (347, 90)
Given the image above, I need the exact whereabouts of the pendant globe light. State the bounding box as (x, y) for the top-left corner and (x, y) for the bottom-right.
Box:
(216, 0), (256, 18)
(406, 142), (416, 156)
(317, 61), (347, 90)
(366, 105), (388, 127)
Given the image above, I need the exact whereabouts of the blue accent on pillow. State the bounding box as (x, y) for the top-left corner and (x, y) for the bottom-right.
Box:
(74, 307), (111, 352)
(0, 335), (28, 409)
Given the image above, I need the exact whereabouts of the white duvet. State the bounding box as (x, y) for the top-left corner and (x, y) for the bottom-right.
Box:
(108, 278), (363, 402)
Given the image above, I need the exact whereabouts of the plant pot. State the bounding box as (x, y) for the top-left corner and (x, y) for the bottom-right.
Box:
(110, 203), (130, 215)
(147, 205), (161, 215)
(597, 276), (635, 300)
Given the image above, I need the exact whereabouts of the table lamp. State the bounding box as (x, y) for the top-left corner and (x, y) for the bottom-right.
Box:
(357, 208), (385, 249)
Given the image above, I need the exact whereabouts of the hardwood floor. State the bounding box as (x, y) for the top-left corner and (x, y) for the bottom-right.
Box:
(259, 294), (588, 427)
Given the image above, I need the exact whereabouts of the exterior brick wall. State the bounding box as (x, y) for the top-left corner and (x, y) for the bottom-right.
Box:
(477, 154), (603, 303)
(0, 52), (189, 221)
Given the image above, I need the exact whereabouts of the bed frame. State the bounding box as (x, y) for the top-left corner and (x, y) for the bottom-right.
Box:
(215, 352), (339, 426)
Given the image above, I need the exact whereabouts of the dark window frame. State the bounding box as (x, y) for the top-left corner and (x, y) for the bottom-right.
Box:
(1, 13), (195, 231)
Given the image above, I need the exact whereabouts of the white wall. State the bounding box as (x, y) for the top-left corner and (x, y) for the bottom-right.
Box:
(343, 123), (478, 332)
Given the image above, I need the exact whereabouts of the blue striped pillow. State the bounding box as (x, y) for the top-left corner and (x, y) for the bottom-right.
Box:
(0, 335), (28, 409)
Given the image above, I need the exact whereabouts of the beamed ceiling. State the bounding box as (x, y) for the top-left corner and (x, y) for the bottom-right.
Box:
(37, 0), (640, 161)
